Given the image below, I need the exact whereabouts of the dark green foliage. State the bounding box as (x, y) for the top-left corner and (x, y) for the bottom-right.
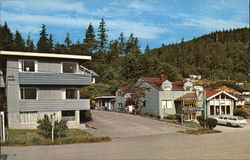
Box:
(176, 114), (182, 123)
(37, 24), (51, 53)
(25, 33), (35, 52)
(97, 18), (108, 52)
(80, 110), (92, 123)
(83, 23), (97, 55)
(206, 118), (217, 129)
(37, 114), (68, 139)
(164, 114), (176, 120)
(12, 30), (25, 51)
(197, 116), (217, 129)
(0, 22), (13, 50)
(233, 109), (249, 119)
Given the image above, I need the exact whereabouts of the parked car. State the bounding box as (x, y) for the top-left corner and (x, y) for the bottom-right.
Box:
(215, 115), (248, 127)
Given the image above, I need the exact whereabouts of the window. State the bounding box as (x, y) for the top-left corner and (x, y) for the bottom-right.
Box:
(162, 100), (172, 109)
(20, 88), (37, 99)
(62, 62), (77, 73)
(20, 112), (38, 124)
(226, 105), (230, 114)
(210, 105), (214, 115)
(143, 100), (146, 107)
(61, 110), (75, 121)
(21, 60), (36, 72)
(216, 106), (220, 115)
(117, 91), (122, 96)
(66, 89), (78, 99)
(186, 86), (191, 91)
(118, 103), (122, 108)
(223, 117), (228, 120)
(221, 106), (225, 115)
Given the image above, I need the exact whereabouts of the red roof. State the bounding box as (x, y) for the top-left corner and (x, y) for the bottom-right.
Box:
(142, 77), (167, 90)
(206, 90), (222, 99)
(175, 93), (197, 101)
(172, 81), (185, 91)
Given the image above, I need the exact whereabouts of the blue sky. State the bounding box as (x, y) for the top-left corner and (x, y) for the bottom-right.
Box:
(0, 0), (249, 50)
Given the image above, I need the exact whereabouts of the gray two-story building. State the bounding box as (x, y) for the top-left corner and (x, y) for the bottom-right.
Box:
(114, 77), (195, 118)
(0, 51), (94, 129)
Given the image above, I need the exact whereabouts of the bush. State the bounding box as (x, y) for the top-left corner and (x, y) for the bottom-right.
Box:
(234, 109), (249, 119)
(80, 110), (93, 123)
(197, 116), (217, 129)
(176, 114), (182, 123)
(37, 114), (68, 139)
(207, 118), (217, 129)
(143, 112), (150, 116)
(149, 113), (156, 117)
(164, 114), (176, 120)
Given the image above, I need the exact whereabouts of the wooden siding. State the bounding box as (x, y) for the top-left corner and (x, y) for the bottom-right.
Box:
(19, 99), (90, 111)
(19, 72), (92, 85)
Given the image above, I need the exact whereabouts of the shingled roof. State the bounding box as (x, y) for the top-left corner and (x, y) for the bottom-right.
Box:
(142, 77), (185, 91)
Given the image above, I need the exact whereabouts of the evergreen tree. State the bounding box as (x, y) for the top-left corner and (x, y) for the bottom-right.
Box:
(25, 33), (35, 52)
(144, 44), (150, 54)
(97, 18), (108, 52)
(12, 30), (25, 51)
(118, 32), (126, 56)
(48, 34), (54, 52)
(0, 22), (13, 50)
(64, 32), (72, 47)
(83, 23), (96, 55)
(125, 33), (140, 55)
(37, 24), (50, 53)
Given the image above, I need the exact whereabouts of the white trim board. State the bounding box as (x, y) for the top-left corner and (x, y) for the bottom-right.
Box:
(0, 51), (91, 60)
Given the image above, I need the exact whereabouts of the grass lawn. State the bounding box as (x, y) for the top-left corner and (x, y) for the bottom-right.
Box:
(178, 128), (221, 135)
(1, 129), (111, 146)
(183, 121), (201, 129)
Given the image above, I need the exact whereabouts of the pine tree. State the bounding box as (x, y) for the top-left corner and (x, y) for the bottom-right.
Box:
(48, 34), (54, 53)
(118, 32), (126, 56)
(37, 24), (50, 53)
(12, 30), (25, 51)
(0, 22), (13, 50)
(144, 44), (150, 54)
(97, 18), (108, 52)
(64, 32), (72, 47)
(25, 33), (35, 52)
(83, 23), (96, 55)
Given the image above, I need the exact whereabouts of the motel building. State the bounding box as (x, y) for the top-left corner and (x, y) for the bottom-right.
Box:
(175, 90), (238, 120)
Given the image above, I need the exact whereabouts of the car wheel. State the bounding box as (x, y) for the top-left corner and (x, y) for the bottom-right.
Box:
(227, 123), (232, 127)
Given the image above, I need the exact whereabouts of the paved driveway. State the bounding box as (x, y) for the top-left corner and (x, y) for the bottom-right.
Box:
(86, 110), (185, 138)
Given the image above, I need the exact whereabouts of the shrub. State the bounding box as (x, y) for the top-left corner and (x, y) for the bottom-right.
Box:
(37, 114), (68, 139)
(80, 110), (93, 123)
(197, 116), (217, 129)
(207, 118), (217, 129)
(149, 113), (156, 117)
(164, 114), (176, 120)
(143, 112), (150, 116)
(233, 109), (249, 119)
(156, 116), (161, 119)
(176, 114), (182, 123)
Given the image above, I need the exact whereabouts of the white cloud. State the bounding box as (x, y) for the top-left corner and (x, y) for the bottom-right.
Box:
(181, 17), (248, 30)
(1, 11), (168, 40)
(2, 0), (86, 14)
(129, 0), (155, 12)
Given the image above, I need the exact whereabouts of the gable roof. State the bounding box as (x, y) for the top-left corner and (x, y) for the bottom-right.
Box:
(206, 90), (238, 101)
(175, 93), (197, 101)
(142, 77), (167, 90)
(142, 77), (186, 91)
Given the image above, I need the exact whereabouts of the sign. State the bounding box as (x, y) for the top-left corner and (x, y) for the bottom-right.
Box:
(182, 107), (203, 111)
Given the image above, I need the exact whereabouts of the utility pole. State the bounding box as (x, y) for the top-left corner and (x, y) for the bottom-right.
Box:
(51, 113), (55, 142)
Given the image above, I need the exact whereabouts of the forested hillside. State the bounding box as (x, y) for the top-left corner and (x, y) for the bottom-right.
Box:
(0, 20), (249, 95)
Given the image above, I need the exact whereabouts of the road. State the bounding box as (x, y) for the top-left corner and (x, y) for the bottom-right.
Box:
(2, 111), (250, 160)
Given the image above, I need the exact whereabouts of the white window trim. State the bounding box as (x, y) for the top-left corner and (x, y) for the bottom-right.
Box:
(18, 59), (38, 73)
(20, 111), (38, 124)
(61, 62), (79, 74)
(20, 87), (38, 100)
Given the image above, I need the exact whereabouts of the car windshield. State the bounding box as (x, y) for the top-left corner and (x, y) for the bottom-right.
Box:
(237, 117), (244, 120)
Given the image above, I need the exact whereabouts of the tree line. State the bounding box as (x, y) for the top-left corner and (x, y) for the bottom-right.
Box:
(0, 20), (249, 95)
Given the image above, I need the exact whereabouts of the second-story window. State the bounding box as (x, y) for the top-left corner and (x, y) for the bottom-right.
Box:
(62, 62), (77, 73)
(66, 89), (78, 99)
(20, 88), (37, 99)
(21, 60), (37, 72)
